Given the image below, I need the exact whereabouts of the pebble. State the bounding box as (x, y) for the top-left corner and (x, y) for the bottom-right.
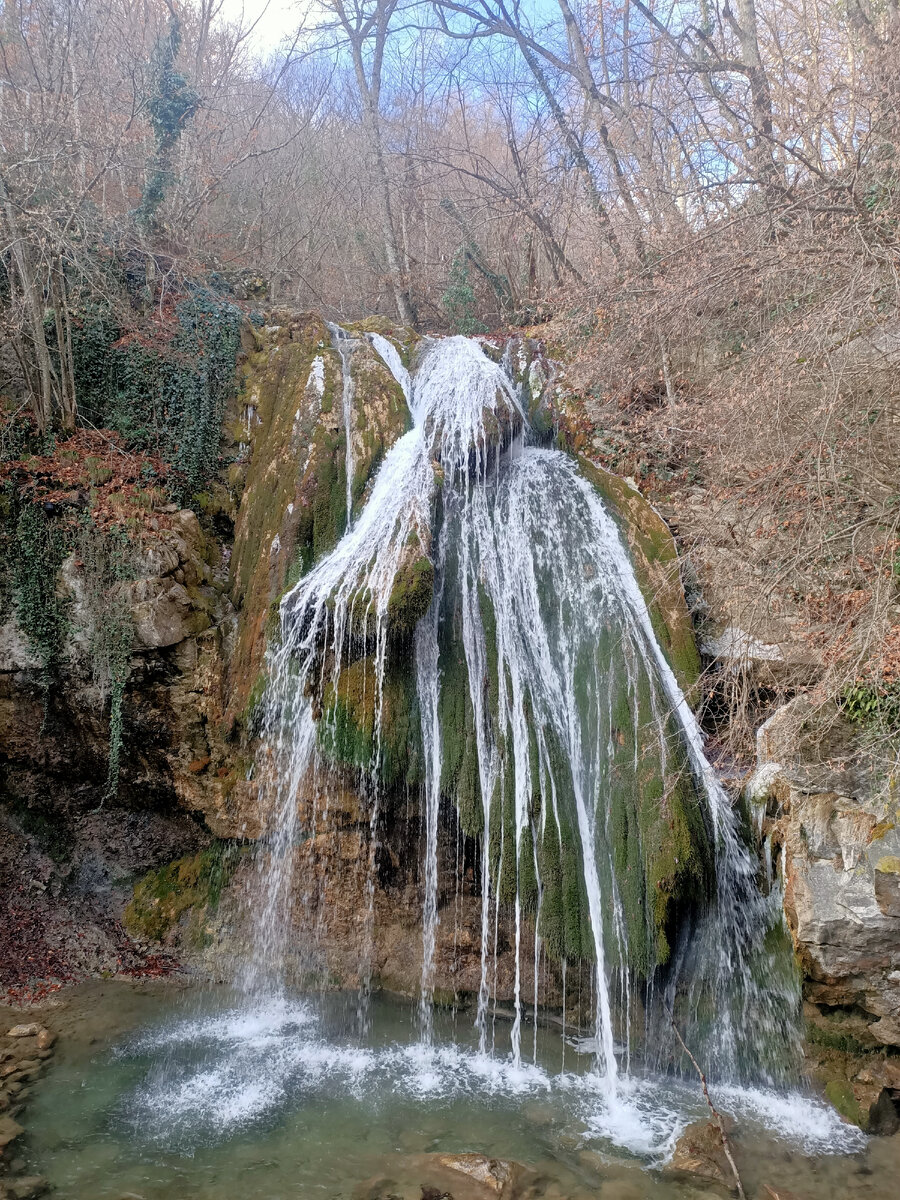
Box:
(34, 1031), (54, 1051)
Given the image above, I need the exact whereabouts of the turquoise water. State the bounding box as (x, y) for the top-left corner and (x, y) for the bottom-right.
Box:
(19, 982), (890, 1200)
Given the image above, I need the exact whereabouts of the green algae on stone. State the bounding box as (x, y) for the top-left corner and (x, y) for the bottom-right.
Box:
(123, 844), (239, 944)
(824, 1078), (866, 1129)
(387, 541), (434, 637)
(318, 656), (423, 788)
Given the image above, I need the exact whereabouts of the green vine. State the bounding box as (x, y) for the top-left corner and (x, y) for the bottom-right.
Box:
(442, 249), (487, 335)
(75, 520), (136, 801)
(69, 290), (243, 498)
(842, 681), (900, 731)
(135, 11), (200, 234)
(12, 503), (72, 692)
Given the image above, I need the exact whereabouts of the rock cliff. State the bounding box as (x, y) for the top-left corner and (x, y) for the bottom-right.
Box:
(1, 315), (896, 1123)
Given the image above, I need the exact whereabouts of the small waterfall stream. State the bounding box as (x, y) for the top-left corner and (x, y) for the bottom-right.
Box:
(245, 331), (799, 1094)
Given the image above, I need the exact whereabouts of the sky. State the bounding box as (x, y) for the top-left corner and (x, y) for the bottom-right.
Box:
(218, 0), (312, 52)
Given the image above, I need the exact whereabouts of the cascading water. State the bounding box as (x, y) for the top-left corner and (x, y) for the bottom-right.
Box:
(87, 329), (863, 1187)
(245, 331), (800, 1094)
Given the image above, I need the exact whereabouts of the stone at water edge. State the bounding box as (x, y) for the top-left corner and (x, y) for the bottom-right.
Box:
(434, 1154), (547, 1198)
(4, 1027), (44, 1040)
(436, 1154), (511, 1193)
(0, 1116), (24, 1149)
(664, 1117), (737, 1186)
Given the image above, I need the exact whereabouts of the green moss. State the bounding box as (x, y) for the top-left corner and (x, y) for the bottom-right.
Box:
(519, 823), (539, 916)
(539, 725), (594, 963)
(605, 662), (714, 976)
(824, 1079), (865, 1128)
(577, 455), (701, 695)
(497, 760), (518, 904)
(123, 844), (238, 943)
(437, 610), (483, 835)
(226, 321), (340, 718)
(477, 583), (500, 718)
(348, 345), (415, 521)
(345, 317), (421, 368)
(387, 548), (434, 636)
(318, 656), (423, 787)
(537, 814), (565, 958)
(239, 669), (268, 733)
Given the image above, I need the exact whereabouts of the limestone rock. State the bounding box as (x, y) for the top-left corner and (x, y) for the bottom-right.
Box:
(750, 698), (900, 1049)
(5, 1025), (43, 1040)
(432, 1154), (545, 1198)
(130, 580), (210, 650)
(436, 1154), (513, 1193)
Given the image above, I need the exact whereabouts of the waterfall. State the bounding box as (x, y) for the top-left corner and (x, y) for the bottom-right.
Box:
(248, 332), (799, 1088)
(327, 323), (360, 531)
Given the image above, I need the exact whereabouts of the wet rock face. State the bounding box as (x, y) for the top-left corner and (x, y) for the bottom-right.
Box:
(217, 777), (577, 1010)
(748, 696), (900, 1050)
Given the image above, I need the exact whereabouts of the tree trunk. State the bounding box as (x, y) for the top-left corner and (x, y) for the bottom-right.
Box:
(0, 174), (55, 432)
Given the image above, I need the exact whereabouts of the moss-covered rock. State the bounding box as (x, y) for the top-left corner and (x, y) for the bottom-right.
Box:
(227, 317), (417, 726)
(387, 541), (434, 637)
(122, 844), (238, 944)
(318, 655), (423, 788)
(576, 455), (701, 695)
(227, 314), (335, 722)
(504, 334), (554, 440)
(607, 667), (714, 974)
(437, 626), (482, 836)
(348, 343), (413, 518)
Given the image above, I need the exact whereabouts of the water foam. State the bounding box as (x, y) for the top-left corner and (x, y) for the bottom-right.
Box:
(118, 1001), (859, 1161)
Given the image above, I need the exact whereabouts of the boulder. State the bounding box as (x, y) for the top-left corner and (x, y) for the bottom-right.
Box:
(435, 1154), (513, 1193)
(5, 1179), (48, 1200)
